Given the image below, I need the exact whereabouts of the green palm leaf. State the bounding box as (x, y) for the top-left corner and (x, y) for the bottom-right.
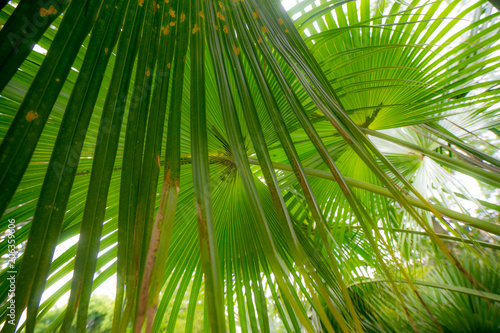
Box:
(0, 0), (499, 332)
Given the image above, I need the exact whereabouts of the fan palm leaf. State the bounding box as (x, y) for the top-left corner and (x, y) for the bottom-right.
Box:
(0, 0), (499, 332)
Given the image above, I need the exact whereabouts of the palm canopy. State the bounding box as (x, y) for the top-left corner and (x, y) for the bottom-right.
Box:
(0, 0), (499, 332)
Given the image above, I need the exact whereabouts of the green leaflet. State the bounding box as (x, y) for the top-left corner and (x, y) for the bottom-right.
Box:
(0, 0), (69, 92)
(56, 1), (132, 332)
(190, 0), (226, 332)
(1, 1), (103, 332)
(0, 0), (99, 218)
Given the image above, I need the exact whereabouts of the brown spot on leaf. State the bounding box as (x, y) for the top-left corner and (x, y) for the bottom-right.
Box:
(138, 0), (144, 6)
(232, 45), (240, 55)
(40, 6), (56, 17)
(192, 24), (200, 34)
(223, 25), (228, 33)
(278, 18), (284, 25)
(165, 168), (173, 185)
(169, 8), (175, 17)
(146, 70), (150, 76)
(26, 110), (38, 122)
(217, 12), (225, 21)
(199, 11), (204, 18)
(180, 13), (185, 22)
(105, 48), (108, 54)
